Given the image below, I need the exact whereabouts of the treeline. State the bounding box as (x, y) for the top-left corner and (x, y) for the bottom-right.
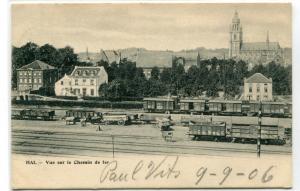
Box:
(12, 42), (90, 88)
(12, 42), (292, 98)
(98, 57), (292, 99)
(98, 58), (249, 99)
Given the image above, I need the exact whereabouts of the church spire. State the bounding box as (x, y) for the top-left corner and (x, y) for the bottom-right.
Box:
(86, 47), (90, 62)
(266, 30), (270, 50)
(197, 51), (201, 67)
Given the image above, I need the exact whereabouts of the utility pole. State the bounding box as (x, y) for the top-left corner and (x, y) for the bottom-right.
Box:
(112, 135), (115, 158)
(257, 101), (262, 158)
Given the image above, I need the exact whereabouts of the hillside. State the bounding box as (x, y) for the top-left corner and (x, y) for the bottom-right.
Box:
(78, 47), (292, 66)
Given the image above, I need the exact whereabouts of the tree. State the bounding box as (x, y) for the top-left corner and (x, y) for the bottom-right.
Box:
(150, 67), (160, 80)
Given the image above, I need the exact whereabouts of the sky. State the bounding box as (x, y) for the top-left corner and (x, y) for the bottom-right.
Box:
(12, 3), (291, 53)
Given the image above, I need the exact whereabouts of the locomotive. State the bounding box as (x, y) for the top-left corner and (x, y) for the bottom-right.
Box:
(143, 97), (292, 118)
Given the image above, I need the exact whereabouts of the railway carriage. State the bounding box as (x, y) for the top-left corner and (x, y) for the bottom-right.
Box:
(143, 97), (177, 113)
(11, 109), (25, 119)
(261, 102), (285, 117)
(65, 110), (101, 122)
(229, 124), (285, 144)
(11, 109), (55, 120)
(208, 100), (223, 113)
(284, 102), (292, 118)
(179, 99), (206, 114)
(222, 100), (242, 115)
(188, 121), (227, 141)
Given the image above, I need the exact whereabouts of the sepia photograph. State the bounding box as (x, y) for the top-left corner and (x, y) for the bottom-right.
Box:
(10, 2), (293, 189)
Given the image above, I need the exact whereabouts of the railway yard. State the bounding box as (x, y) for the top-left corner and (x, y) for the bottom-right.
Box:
(11, 107), (292, 158)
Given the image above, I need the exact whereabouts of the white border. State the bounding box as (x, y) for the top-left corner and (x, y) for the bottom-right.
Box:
(1, 0), (299, 191)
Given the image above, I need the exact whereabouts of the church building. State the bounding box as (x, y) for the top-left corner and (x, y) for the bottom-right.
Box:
(229, 11), (284, 67)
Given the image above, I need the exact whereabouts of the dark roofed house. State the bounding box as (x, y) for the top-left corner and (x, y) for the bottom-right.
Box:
(96, 49), (121, 65)
(136, 51), (173, 79)
(243, 73), (273, 101)
(17, 60), (58, 94)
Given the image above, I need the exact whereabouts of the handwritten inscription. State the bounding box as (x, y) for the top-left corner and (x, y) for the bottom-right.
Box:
(99, 156), (180, 183)
(99, 156), (275, 186)
(195, 165), (275, 185)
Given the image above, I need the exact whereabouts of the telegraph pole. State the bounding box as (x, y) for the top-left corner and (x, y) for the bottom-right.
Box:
(257, 101), (262, 158)
(112, 135), (115, 158)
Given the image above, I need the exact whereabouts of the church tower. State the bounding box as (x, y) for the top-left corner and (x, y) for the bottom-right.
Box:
(229, 11), (243, 58)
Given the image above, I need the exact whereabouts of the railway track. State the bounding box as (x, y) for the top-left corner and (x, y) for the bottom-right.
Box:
(12, 129), (291, 157)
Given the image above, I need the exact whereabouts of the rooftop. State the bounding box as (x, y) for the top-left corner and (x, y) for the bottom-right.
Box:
(70, 66), (106, 78)
(18, 60), (56, 70)
(245, 73), (272, 83)
(136, 51), (173, 68)
(241, 42), (280, 51)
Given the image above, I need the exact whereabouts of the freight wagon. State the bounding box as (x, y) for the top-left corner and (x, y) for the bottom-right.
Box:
(11, 109), (55, 120)
(65, 109), (101, 122)
(187, 121), (287, 145)
(143, 97), (178, 113)
(143, 97), (292, 118)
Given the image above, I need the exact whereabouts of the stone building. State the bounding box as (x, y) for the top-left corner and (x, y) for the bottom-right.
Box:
(243, 73), (272, 101)
(55, 66), (108, 97)
(229, 11), (284, 67)
(17, 60), (58, 94)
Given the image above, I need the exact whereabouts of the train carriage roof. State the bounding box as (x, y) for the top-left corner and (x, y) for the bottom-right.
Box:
(261, 101), (285, 105)
(208, 100), (242, 103)
(143, 97), (175, 101)
(179, 99), (206, 103)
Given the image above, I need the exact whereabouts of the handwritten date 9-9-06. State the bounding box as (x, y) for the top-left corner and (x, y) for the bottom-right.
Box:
(195, 165), (275, 185)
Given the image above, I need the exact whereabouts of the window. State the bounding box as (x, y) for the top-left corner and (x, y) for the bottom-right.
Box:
(38, 78), (42, 83)
(24, 79), (27, 83)
(83, 79), (86, 83)
(249, 87), (252, 93)
(19, 72), (23, 76)
(38, 72), (41, 76)
(24, 72), (27, 76)
(61, 81), (64, 85)
(20, 79), (23, 83)
(28, 79), (32, 83)
(28, 72), (32, 76)
(90, 79), (94, 85)
(264, 84), (268, 93)
(257, 86), (260, 93)
(34, 72), (36, 76)
(34, 79), (37, 83)
(69, 81), (71, 86)
(90, 89), (94, 96)
(75, 79), (78, 85)
(157, 102), (164, 110)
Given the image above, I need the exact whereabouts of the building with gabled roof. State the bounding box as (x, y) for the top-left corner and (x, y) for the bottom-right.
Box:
(17, 60), (58, 93)
(229, 11), (284, 67)
(55, 66), (108, 97)
(243, 73), (272, 101)
(96, 49), (121, 65)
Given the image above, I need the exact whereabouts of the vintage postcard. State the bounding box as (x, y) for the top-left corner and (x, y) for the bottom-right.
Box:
(11, 3), (292, 189)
